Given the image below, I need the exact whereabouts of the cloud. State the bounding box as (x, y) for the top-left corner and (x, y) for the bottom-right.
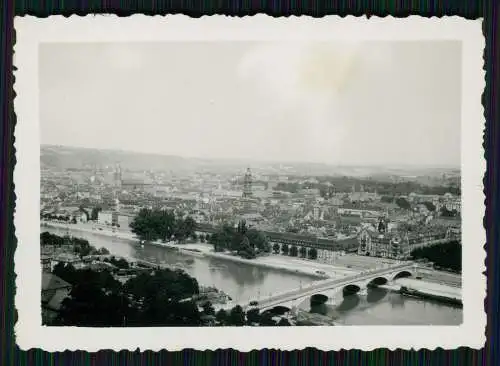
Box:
(236, 42), (370, 163)
(41, 41), (459, 166)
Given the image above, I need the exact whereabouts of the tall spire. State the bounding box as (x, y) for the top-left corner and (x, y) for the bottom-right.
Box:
(113, 163), (122, 188)
(242, 167), (253, 198)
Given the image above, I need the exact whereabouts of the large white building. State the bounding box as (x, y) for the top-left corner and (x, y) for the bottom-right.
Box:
(97, 210), (118, 226)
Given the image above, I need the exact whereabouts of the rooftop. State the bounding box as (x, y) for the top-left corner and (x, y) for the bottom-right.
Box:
(42, 273), (71, 292)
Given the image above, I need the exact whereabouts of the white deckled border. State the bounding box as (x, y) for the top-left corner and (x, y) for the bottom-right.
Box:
(13, 15), (485, 352)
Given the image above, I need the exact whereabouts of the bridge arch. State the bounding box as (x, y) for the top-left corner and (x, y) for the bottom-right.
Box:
(367, 276), (389, 288)
(310, 293), (329, 306)
(246, 264), (416, 312)
(392, 270), (413, 281)
(342, 284), (361, 296)
(266, 305), (292, 315)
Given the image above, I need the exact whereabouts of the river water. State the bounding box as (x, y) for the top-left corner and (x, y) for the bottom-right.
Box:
(44, 226), (462, 325)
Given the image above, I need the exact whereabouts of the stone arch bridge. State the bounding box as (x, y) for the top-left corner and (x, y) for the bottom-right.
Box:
(243, 263), (416, 313)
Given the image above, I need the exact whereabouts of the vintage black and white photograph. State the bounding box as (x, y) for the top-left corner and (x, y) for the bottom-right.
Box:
(14, 16), (485, 351)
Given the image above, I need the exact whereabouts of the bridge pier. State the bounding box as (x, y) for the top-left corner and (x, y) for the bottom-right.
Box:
(325, 295), (337, 306)
(251, 264), (416, 314)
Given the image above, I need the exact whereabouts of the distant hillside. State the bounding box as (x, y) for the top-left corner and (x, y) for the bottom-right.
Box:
(41, 145), (195, 172)
(40, 145), (460, 179)
(40, 145), (342, 175)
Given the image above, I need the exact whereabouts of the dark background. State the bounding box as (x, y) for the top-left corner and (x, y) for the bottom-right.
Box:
(1, 1), (496, 365)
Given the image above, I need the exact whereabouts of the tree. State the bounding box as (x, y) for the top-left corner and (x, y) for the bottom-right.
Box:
(57, 284), (131, 327)
(411, 240), (461, 272)
(395, 197), (411, 210)
(440, 206), (458, 217)
(109, 257), (129, 269)
(72, 237), (93, 258)
(202, 301), (216, 316)
(259, 312), (277, 326)
(184, 216), (197, 236)
(52, 262), (78, 284)
(228, 305), (246, 326)
(90, 206), (102, 221)
(289, 245), (298, 257)
(308, 247), (318, 260)
(237, 236), (256, 259)
(246, 228), (271, 253)
(124, 268), (199, 305)
(272, 243), (281, 254)
(215, 309), (228, 325)
(173, 216), (197, 242)
(130, 208), (177, 242)
(41, 231), (64, 246)
(422, 201), (436, 212)
(50, 259), (212, 327)
(246, 308), (261, 325)
(97, 247), (110, 255)
(209, 222), (269, 259)
(237, 220), (248, 235)
(299, 246), (307, 258)
(380, 196), (394, 203)
(281, 243), (289, 255)
(277, 318), (291, 326)
(55, 268), (129, 326)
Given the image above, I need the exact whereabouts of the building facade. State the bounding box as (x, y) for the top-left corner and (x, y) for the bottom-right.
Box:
(357, 218), (455, 260)
(41, 255), (52, 272)
(97, 210), (119, 226)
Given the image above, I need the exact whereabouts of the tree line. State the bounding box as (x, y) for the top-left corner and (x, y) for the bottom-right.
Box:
(129, 208), (197, 243)
(410, 240), (461, 273)
(49, 261), (292, 327)
(51, 263), (202, 327)
(209, 304), (291, 326)
(272, 243), (318, 260)
(274, 179), (460, 197)
(41, 213), (77, 223)
(40, 232), (109, 257)
(208, 220), (271, 259)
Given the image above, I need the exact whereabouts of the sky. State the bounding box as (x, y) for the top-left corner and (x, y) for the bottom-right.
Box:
(39, 41), (461, 167)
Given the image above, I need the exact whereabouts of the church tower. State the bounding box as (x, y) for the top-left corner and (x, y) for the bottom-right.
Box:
(113, 163), (122, 188)
(378, 217), (387, 233)
(242, 168), (253, 198)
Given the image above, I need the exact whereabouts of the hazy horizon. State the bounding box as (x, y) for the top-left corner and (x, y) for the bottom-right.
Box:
(40, 41), (461, 167)
(41, 143), (461, 170)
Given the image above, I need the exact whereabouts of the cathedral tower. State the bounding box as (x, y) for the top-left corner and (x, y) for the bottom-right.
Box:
(242, 168), (253, 198)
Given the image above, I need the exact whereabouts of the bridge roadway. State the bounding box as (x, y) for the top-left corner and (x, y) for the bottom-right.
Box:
(241, 262), (416, 312)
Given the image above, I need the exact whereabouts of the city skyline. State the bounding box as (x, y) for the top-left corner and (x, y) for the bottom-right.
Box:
(40, 41), (461, 167)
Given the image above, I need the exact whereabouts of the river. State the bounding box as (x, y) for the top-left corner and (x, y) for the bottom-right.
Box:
(43, 226), (462, 325)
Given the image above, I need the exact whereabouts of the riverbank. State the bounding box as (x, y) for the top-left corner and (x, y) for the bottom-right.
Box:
(400, 287), (462, 307)
(383, 278), (462, 306)
(42, 221), (328, 279)
(41, 221), (463, 308)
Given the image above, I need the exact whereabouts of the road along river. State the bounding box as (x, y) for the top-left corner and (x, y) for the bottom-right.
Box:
(43, 225), (463, 325)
